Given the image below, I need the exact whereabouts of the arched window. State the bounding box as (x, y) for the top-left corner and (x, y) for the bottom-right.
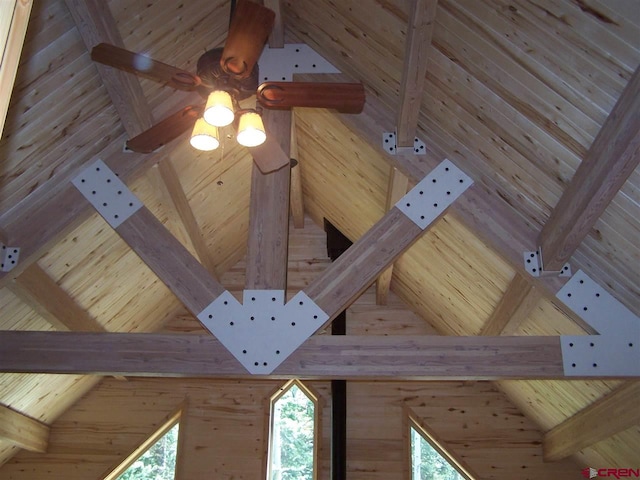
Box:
(267, 380), (318, 480)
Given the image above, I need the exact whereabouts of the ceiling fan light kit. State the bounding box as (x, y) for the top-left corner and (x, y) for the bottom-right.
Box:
(189, 118), (220, 151)
(235, 110), (267, 147)
(202, 90), (235, 127)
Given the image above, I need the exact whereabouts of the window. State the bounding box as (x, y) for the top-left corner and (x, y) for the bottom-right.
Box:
(105, 411), (181, 480)
(267, 380), (318, 480)
(410, 419), (473, 480)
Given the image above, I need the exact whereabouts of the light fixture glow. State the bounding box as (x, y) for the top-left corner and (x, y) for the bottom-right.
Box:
(203, 90), (235, 127)
(236, 112), (266, 147)
(190, 118), (220, 151)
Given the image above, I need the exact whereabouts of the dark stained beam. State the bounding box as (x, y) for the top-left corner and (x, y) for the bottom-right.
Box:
(0, 331), (566, 379)
(538, 65), (640, 271)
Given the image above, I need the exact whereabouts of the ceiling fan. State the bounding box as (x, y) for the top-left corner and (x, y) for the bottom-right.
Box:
(90, 0), (366, 173)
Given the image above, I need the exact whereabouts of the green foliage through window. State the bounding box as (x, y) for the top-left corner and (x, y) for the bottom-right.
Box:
(268, 381), (316, 480)
(410, 424), (471, 480)
(117, 423), (179, 480)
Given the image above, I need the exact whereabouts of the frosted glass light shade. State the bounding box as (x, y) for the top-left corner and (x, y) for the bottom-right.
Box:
(190, 118), (220, 151)
(236, 112), (266, 147)
(203, 90), (234, 127)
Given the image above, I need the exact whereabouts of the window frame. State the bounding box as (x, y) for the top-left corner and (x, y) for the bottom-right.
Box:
(406, 414), (476, 480)
(266, 379), (320, 480)
(104, 408), (182, 480)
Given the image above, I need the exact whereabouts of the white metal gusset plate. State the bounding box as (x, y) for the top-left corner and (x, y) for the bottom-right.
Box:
(561, 335), (640, 376)
(382, 132), (427, 155)
(557, 270), (638, 338)
(396, 159), (473, 229)
(198, 290), (329, 374)
(1, 244), (20, 272)
(72, 159), (143, 228)
(258, 44), (340, 82)
(523, 249), (571, 277)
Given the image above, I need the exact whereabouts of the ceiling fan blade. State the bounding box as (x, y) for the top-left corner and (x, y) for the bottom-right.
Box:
(248, 135), (290, 174)
(257, 82), (366, 114)
(91, 43), (201, 91)
(220, 0), (275, 78)
(126, 105), (202, 153)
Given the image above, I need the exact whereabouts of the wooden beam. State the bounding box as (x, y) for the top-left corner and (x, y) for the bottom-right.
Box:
(115, 207), (225, 315)
(264, 0), (284, 48)
(479, 273), (541, 336)
(245, 109), (291, 290)
(0, 403), (49, 453)
(306, 207), (423, 325)
(538, 65), (640, 271)
(290, 114), (305, 228)
(0, 331), (566, 379)
(8, 264), (105, 332)
(0, 0), (33, 137)
(156, 159), (218, 277)
(64, 0), (153, 135)
(396, 0), (438, 147)
(543, 381), (640, 461)
(375, 167), (409, 305)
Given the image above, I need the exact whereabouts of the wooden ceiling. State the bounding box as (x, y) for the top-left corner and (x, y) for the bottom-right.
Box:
(0, 0), (638, 475)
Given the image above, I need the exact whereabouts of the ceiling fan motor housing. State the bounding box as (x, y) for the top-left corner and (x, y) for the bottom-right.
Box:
(196, 48), (259, 100)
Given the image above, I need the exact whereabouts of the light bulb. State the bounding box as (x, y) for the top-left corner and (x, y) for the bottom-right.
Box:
(203, 90), (234, 127)
(236, 112), (266, 147)
(190, 118), (220, 151)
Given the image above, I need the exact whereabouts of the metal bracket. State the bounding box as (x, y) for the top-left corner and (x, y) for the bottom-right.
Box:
(523, 248), (571, 277)
(0, 243), (20, 272)
(72, 159), (143, 228)
(382, 131), (426, 155)
(557, 270), (639, 376)
(198, 290), (329, 374)
(258, 44), (340, 82)
(561, 335), (639, 376)
(396, 159), (473, 229)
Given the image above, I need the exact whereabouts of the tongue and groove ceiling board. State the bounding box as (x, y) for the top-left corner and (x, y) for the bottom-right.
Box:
(0, 0), (639, 474)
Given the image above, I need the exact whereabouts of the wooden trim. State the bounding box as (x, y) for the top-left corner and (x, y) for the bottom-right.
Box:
(0, 403), (49, 453)
(115, 207), (225, 314)
(245, 110), (291, 290)
(8, 264), (105, 332)
(396, 0), (438, 147)
(0, 332), (567, 379)
(538, 65), (640, 271)
(543, 381), (640, 462)
(0, 0), (33, 137)
(479, 273), (540, 336)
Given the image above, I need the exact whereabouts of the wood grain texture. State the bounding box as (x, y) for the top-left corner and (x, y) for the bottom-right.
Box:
(539, 65), (640, 271)
(0, 331), (565, 379)
(9, 264), (105, 332)
(396, 0), (438, 147)
(479, 273), (541, 336)
(245, 109), (291, 290)
(543, 381), (640, 462)
(305, 207), (423, 324)
(289, 114), (305, 228)
(375, 167), (409, 305)
(0, 0), (33, 137)
(0, 403), (49, 453)
(156, 158), (218, 278)
(115, 207), (225, 314)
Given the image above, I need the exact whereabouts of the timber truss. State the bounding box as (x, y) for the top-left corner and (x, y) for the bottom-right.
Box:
(0, 0), (638, 380)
